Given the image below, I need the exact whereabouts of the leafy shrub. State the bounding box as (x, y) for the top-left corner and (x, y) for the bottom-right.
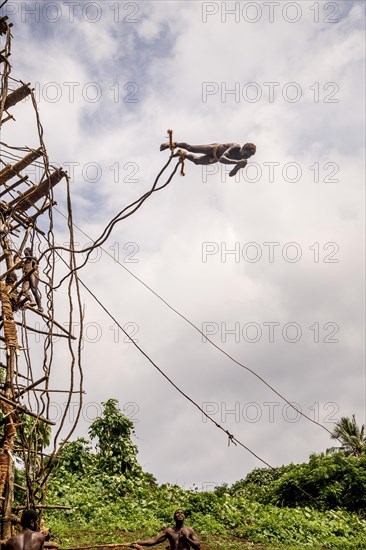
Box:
(272, 453), (366, 512)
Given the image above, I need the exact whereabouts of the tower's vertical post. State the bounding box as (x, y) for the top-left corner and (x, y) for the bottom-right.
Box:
(0, 236), (18, 538)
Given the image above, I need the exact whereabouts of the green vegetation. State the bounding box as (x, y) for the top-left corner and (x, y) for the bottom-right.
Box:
(13, 401), (366, 549)
(328, 414), (366, 457)
(231, 453), (366, 512)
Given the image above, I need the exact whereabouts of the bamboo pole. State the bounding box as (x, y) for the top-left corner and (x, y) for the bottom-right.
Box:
(0, 365), (31, 381)
(13, 321), (73, 340)
(24, 307), (76, 339)
(0, 395), (56, 426)
(0, 148), (43, 185)
(2, 458), (14, 538)
(0, 242), (17, 538)
(9, 168), (66, 213)
(0, 261), (22, 281)
(3, 83), (32, 111)
(14, 375), (48, 398)
(0, 175), (29, 198)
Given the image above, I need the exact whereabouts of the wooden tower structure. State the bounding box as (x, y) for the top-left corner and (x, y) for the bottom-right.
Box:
(0, 14), (83, 539)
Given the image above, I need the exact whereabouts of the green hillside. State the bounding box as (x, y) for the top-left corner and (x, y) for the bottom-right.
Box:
(14, 401), (366, 549)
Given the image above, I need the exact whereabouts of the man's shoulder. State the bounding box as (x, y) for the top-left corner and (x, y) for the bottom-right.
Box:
(183, 525), (195, 533)
(4, 534), (22, 549)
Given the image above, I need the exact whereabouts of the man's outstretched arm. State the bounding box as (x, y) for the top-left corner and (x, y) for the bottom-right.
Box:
(133, 531), (167, 547)
(227, 160), (248, 177)
(220, 157), (241, 165)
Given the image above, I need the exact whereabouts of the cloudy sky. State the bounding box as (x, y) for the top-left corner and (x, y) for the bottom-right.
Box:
(1, 0), (365, 488)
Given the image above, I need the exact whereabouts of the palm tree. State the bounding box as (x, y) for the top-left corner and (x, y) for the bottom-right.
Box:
(327, 415), (366, 457)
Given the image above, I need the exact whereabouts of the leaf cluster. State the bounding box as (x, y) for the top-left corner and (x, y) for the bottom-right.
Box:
(230, 453), (366, 514)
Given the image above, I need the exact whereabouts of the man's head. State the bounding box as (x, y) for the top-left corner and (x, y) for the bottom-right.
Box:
(5, 272), (17, 285)
(21, 510), (38, 531)
(24, 248), (32, 256)
(241, 143), (256, 158)
(174, 509), (185, 522)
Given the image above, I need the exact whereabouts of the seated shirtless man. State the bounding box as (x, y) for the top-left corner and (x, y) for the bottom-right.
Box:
(160, 140), (256, 177)
(132, 509), (200, 550)
(4, 510), (45, 550)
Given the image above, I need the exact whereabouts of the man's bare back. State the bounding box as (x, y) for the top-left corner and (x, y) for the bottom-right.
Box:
(5, 529), (45, 550)
(5, 510), (45, 550)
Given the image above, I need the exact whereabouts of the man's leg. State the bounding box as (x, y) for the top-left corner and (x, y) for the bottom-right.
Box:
(177, 143), (214, 155)
(173, 153), (214, 165)
(22, 280), (36, 306)
(160, 142), (214, 155)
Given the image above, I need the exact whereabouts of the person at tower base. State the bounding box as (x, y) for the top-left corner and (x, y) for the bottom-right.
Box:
(4, 510), (45, 550)
(132, 509), (200, 549)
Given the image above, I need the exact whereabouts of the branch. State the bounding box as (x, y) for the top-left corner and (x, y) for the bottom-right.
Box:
(0, 394), (55, 425)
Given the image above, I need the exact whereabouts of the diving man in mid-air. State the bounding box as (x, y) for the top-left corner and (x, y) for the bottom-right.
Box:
(160, 140), (256, 177)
